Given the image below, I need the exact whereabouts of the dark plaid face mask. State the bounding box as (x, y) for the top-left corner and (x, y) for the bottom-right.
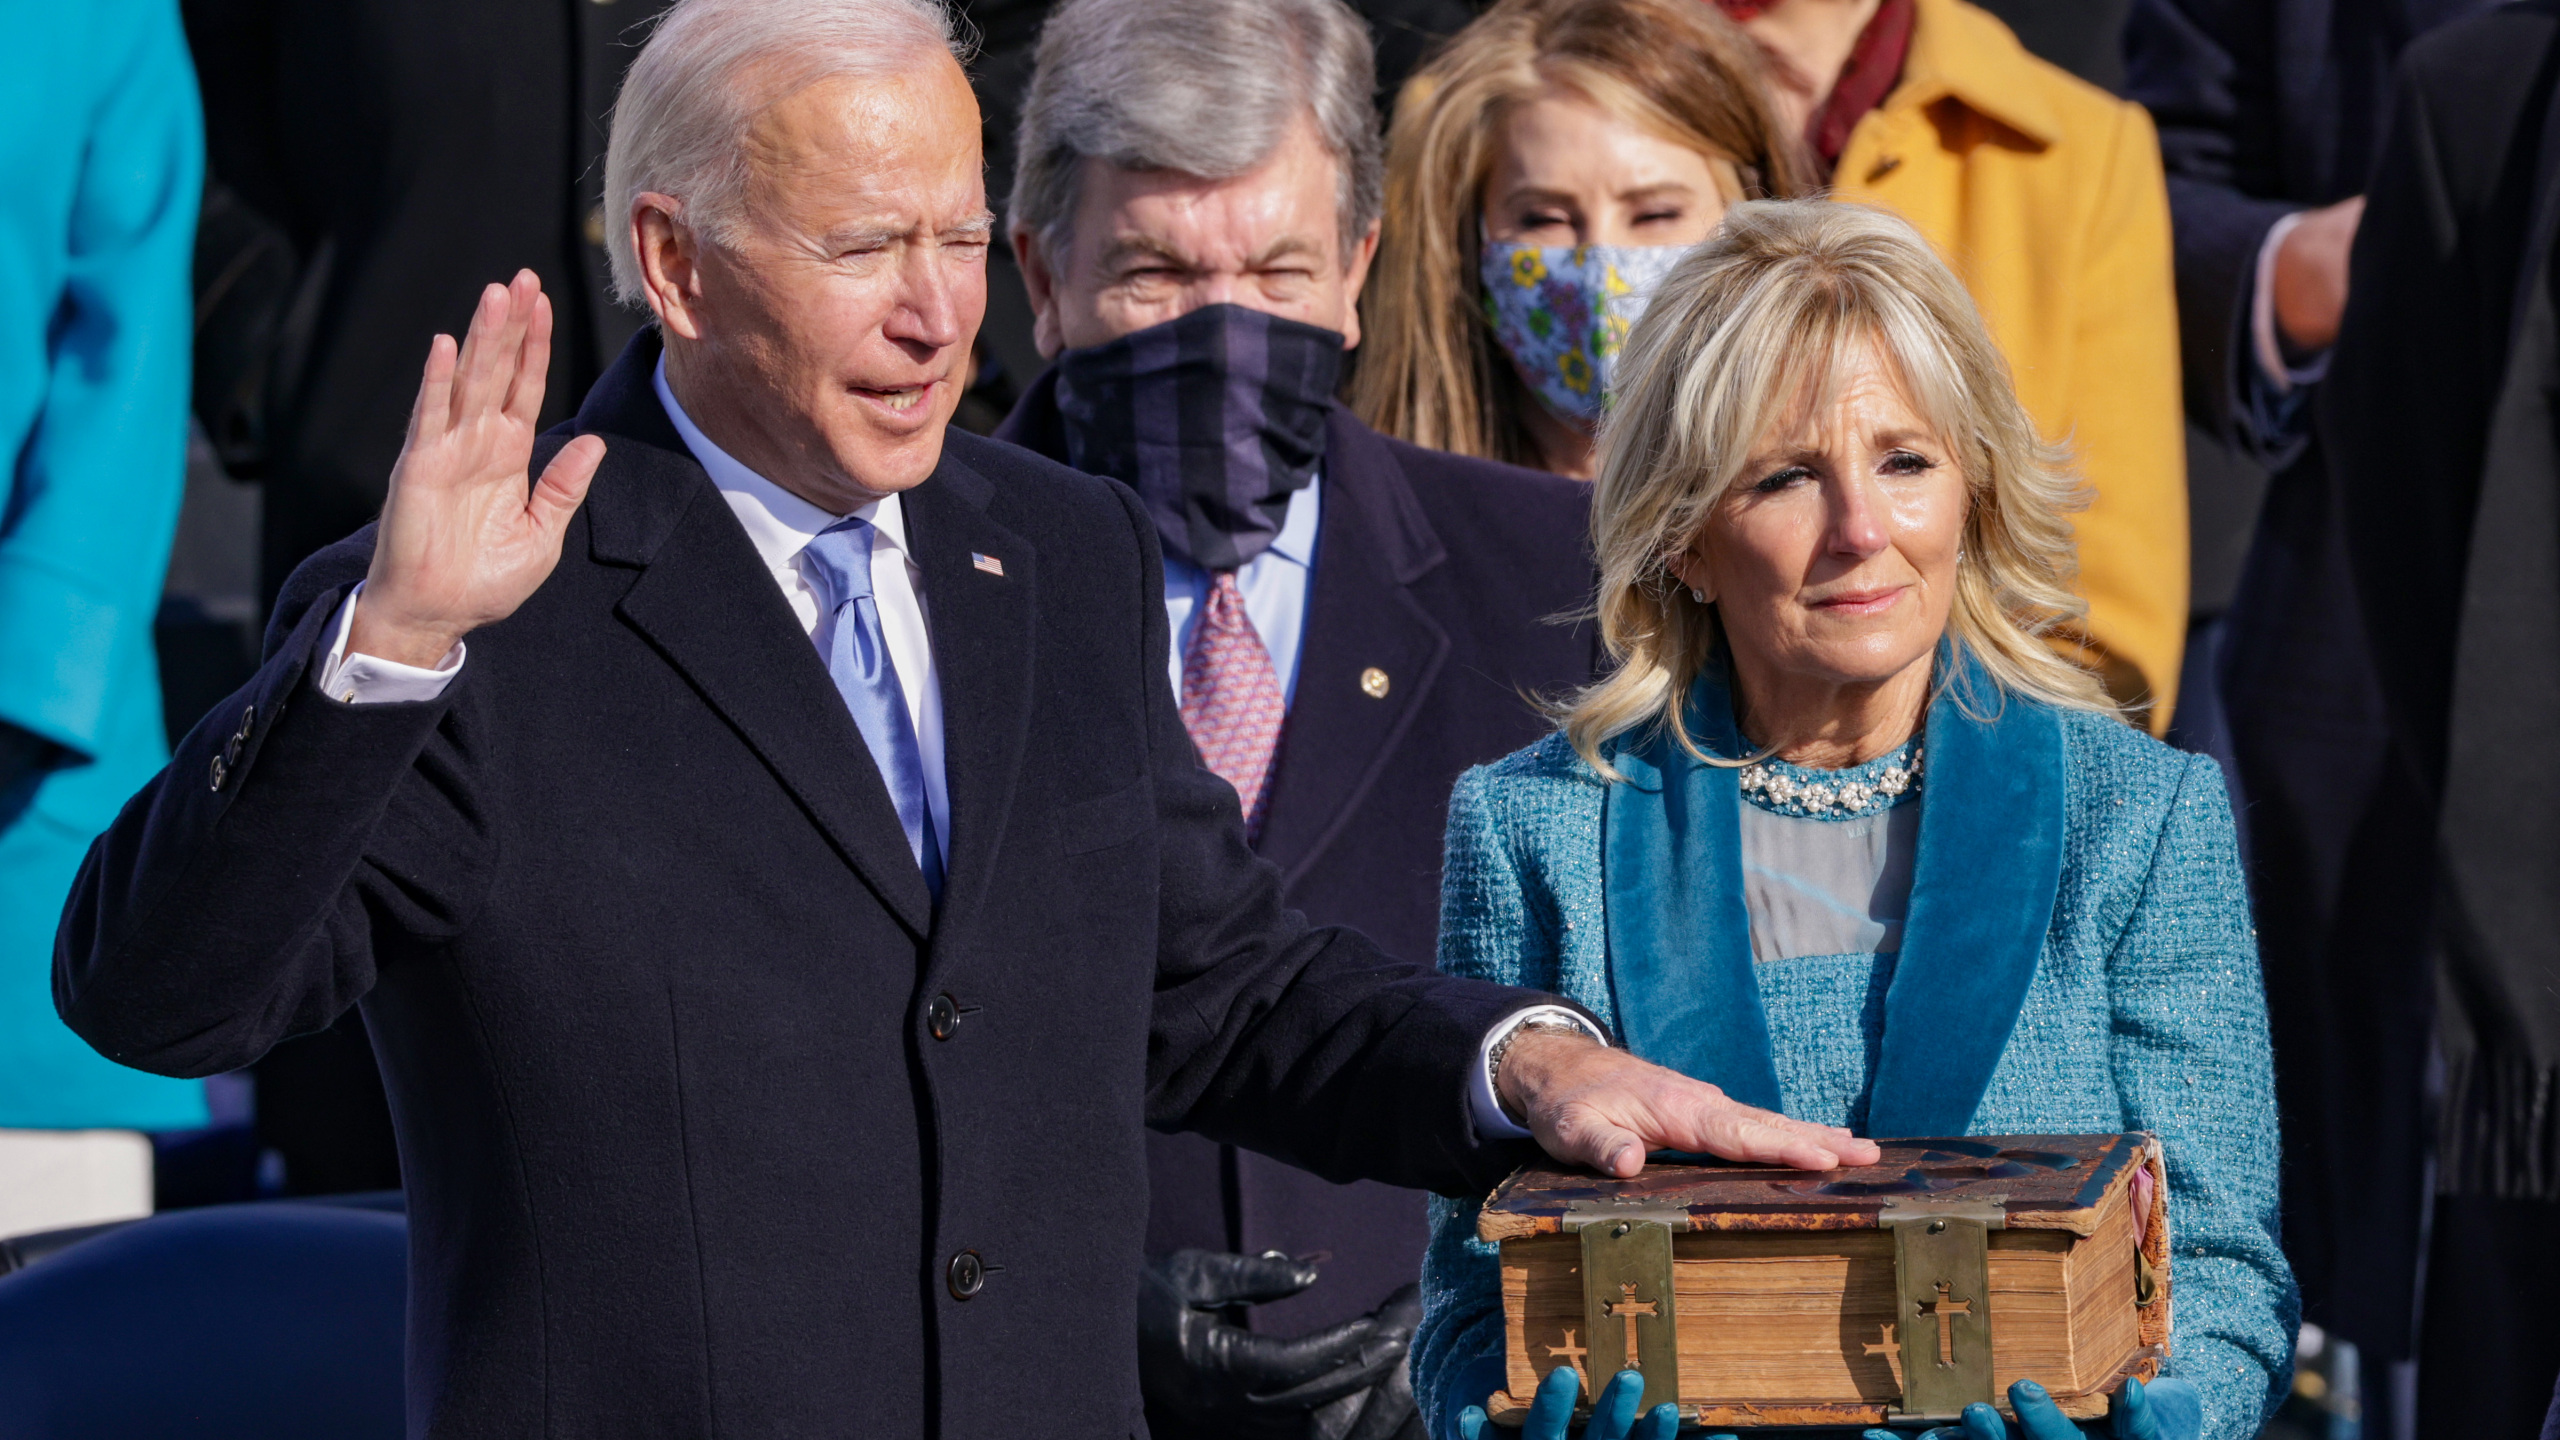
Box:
(1051, 303), (1343, 572)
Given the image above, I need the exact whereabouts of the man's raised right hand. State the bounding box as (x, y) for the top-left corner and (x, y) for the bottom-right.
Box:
(347, 270), (607, 669)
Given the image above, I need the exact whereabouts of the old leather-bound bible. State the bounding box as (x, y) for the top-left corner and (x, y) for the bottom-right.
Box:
(1477, 1133), (2170, 1428)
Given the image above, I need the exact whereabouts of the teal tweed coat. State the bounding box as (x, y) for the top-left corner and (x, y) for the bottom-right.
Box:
(1417, 681), (2297, 1440)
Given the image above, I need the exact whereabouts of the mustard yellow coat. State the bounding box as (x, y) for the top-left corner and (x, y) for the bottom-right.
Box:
(1832, 0), (2188, 730)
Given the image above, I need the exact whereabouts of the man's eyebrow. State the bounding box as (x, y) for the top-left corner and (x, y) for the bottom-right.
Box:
(817, 223), (907, 251)
(1246, 234), (1326, 268)
(815, 211), (997, 250)
(1097, 235), (1199, 272)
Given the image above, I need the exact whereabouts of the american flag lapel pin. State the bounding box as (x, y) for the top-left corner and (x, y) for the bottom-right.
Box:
(971, 552), (1005, 577)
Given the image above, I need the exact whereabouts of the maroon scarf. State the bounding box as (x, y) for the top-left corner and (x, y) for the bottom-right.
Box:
(1713, 0), (1915, 171)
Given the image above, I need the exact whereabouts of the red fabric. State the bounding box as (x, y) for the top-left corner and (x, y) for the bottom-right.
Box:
(1711, 0), (1916, 170)
(1808, 0), (1914, 167)
(1179, 572), (1287, 841)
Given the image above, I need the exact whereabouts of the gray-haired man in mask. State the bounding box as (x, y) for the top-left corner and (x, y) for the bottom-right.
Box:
(995, 1), (1605, 1434)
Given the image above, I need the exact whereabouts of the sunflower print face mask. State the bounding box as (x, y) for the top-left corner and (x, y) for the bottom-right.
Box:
(1477, 242), (1691, 425)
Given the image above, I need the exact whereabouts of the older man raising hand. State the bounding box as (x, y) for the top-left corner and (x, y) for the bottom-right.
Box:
(55, 2), (1873, 1435)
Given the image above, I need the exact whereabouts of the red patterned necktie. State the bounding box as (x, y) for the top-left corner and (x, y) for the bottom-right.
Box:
(1179, 571), (1286, 841)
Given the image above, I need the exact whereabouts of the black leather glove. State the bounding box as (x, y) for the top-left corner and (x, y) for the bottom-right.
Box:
(1138, 1249), (1422, 1440)
(1308, 1283), (1426, 1440)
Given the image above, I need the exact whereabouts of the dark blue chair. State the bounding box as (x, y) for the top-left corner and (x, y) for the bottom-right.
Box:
(0, 1202), (405, 1439)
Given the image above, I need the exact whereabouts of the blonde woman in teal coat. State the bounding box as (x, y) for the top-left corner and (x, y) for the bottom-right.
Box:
(0, 0), (205, 1229)
(1417, 203), (2295, 1440)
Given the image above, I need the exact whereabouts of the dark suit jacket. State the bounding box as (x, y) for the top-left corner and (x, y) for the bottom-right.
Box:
(182, 0), (669, 597)
(54, 333), (1571, 1439)
(2317, 17), (2560, 1425)
(2121, 0), (2494, 1360)
(997, 375), (1597, 1341)
(2325, 1), (2560, 1201)
(2123, 0), (2493, 451)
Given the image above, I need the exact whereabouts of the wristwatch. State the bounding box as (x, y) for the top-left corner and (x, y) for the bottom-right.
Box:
(1485, 1009), (1604, 1125)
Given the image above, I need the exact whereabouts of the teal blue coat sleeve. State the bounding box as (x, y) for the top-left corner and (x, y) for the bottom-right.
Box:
(2103, 754), (2299, 1439)
(0, 0), (206, 1130)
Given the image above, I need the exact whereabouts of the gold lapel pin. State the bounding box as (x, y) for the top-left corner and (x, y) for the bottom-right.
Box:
(1359, 667), (1390, 699)
(971, 552), (1005, 577)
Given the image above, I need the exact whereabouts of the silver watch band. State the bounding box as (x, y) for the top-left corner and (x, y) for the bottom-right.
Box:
(1484, 1008), (1606, 1124)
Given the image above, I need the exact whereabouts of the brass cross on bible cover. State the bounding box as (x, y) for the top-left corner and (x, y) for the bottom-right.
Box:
(1476, 1133), (2171, 1429)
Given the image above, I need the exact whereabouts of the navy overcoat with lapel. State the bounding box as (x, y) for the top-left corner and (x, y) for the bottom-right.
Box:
(52, 332), (1563, 1440)
(2122, 0), (2497, 1364)
(997, 375), (1597, 1337)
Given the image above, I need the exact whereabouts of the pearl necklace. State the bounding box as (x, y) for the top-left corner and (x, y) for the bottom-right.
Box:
(1737, 743), (1925, 819)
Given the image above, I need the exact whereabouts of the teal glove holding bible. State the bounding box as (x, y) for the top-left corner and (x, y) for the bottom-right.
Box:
(1447, 1367), (2198, 1439)
(1455, 1366), (1685, 1440)
(1860, 1376), (2203, 1440)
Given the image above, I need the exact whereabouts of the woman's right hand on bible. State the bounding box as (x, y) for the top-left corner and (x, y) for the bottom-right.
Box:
(1456, 1366), (1685, 1440)
(349, 269), (607, 669)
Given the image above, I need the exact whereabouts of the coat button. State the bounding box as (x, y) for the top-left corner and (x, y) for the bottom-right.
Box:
(208, 755), (228, 792)
(1359, 667), (1390, 699)
(925, 993), (961, 1041)
(235, 704), (256, 738)
(946, 1250), (985, 1300)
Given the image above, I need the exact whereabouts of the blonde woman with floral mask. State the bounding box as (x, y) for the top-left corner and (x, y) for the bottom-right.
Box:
(1351, 0), (1808, 481)
(1416, 202), (2295, 1440)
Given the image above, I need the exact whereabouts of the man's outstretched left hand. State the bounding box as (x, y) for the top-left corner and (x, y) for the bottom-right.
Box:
(1496, 1030), (1881, 1177)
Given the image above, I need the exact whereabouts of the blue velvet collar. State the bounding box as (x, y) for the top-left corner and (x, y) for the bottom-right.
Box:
(1599, 647), (2066, 1136)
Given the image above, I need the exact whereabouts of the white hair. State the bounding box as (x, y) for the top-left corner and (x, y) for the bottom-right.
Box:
(603, 0), (969, 304)
(1008, 0), (1383, 268)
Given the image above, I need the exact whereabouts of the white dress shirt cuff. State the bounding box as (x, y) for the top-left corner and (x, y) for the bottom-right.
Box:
(314, 582), (466, 705)
(1470, 1004), (1611, 1141)
(2250, 210), (2335, 395)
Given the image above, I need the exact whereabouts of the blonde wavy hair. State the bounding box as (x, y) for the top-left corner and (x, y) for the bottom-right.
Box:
(1348, 0), (1809, 467)
(1564, 200), (2122, 777)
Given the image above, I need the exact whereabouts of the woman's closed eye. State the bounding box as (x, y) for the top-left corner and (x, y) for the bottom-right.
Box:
(1751, 464), (1816, 494)
(1509, 206), (1578, 236)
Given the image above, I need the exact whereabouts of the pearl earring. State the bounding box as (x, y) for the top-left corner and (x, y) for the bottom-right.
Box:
(1689, 587), (1705, 603)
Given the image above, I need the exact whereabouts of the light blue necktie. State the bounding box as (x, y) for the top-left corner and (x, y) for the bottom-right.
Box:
(801, 519), (944, 899)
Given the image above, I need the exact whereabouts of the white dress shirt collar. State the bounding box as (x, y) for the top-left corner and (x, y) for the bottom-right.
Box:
(1261, 477), (1320, 569)
(651, 356), (911, 565)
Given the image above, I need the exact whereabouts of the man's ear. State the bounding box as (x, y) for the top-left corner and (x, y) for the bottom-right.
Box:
(1013, 228), (1065, 360)
(634, 195), (705, 340)
(1338, 219), (1382, 351)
